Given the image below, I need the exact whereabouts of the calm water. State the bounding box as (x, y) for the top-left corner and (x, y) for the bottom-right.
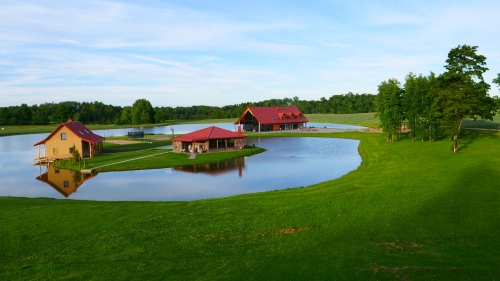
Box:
(89, 122), (365, 137)
(0, 124), (362, 201)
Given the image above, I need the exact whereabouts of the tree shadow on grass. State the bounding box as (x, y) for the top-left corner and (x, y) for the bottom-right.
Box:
(459, 130), (498, 152)
(462, 119), (500, 130)
(372, 164), (500, 279)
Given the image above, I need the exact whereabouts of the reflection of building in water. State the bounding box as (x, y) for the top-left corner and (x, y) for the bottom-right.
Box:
(171, 126), (246, 154)
(36, 165), (97, 198)
(174, 157), (245, 177)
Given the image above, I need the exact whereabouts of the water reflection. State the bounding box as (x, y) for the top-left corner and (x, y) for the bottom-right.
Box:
(0, 131), (362, 201)
(174, 158), (245, 177)
(35, 165), (97, 197)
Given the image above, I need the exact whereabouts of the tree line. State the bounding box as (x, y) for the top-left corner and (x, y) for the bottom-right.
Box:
(376, 44), (500, 153)
(0, 93), (377, 126)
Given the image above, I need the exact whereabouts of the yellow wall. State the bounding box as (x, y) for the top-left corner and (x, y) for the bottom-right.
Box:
(44, 126), (83, 160)
(37, 166), (83, 197)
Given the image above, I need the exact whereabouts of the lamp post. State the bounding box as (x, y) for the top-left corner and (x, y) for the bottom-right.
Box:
(169, 126), (174, 138)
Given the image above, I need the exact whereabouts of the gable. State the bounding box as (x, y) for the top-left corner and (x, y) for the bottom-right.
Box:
(234, 106), (309, 125)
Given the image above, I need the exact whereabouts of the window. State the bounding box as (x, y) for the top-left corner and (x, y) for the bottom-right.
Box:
(53, 147), (59, 155)
(218, 139), (225, 148)
(69, 147), (73, 154)
(209, 139), (217, 149)
(63, 181), (69, 188)
(61, 133), (66, 140)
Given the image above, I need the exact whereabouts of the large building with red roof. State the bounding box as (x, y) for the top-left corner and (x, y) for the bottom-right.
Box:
(34, 120), (104, 160)
(171, 126), (246, 153)
(234, 106), (309, 132)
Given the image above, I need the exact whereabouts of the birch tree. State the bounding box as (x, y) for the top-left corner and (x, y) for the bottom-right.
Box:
(376, 79), (404, 144)
(403, 72), (437, 142)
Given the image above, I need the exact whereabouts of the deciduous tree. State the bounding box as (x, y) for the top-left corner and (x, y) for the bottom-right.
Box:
(403, 72), (437, 142)
(432, 45), (496, 153)
(376, 79), (404, 143)
(131, 99), (154, 125)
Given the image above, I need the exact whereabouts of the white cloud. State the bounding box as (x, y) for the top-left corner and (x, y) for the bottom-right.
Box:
(0, 0), (499, 107)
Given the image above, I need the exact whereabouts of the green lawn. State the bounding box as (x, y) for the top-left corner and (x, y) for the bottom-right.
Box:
(307, 113), (380, 128)
(1, 130), (499, 280)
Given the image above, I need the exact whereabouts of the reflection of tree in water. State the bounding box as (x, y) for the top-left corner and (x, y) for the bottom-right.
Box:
(72, 170), (82, 188)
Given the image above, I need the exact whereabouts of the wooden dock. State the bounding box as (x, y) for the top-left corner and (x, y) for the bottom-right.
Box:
(34, 157), (53, 165)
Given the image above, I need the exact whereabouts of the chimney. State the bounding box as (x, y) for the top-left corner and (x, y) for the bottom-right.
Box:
(67, 119), (73, 123)
(275, 106), (279, 111)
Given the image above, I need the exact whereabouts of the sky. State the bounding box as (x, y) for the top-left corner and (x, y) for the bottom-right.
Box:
(1, 0), (500, 108)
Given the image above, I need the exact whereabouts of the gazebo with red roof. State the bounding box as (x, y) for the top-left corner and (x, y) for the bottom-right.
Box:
(34, 120), (104, 161)
(171, 126), (246, 153)
(234, 106), (309, 132)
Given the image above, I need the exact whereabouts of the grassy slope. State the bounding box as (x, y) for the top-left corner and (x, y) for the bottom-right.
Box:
(1, 130), (499, 280)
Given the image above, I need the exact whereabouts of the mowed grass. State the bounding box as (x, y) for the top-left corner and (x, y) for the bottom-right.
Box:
(1, 130), (499, 280)
(307, 113), (380, 128)
(463, 114), (500, 130)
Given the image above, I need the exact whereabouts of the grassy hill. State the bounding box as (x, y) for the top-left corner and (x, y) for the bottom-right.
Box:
(1, 130), (499, 280)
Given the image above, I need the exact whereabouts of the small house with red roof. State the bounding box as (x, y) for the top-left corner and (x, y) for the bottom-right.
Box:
(234, 106), (309, 132)
(171, 126), (246, 153)
(34, 120), (104, 161)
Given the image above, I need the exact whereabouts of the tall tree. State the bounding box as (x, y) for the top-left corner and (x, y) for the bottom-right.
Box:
(403, 72), (437, 142)
(131, 99), (154, 124)
(493, 73), (500, 88)
(432, 45), (496, 153)
(376, 79), (404, 144)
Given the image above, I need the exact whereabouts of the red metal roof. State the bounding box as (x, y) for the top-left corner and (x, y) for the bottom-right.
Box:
(234, 106), (309, 125)
(34, 120), (104, 146)
(171, 126), (246, 142)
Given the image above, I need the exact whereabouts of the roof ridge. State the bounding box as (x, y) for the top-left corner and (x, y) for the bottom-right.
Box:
(208, 126), (215, 138)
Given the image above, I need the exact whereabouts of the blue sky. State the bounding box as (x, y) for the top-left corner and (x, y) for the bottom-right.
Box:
(1, 0), (499, 107)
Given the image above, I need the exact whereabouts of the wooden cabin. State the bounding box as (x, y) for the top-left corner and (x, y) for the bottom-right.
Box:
(234, 106), (309, 132)
(34, 120), (104, 161)
(171, 126), (246, 153)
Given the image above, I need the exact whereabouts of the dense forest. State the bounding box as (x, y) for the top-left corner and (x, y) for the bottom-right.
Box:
(0, 93), (377, 126)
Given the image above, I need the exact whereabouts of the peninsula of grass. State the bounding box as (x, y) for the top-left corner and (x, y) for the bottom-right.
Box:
(1, 129), (499, 280)
(54, 138), (265, 172)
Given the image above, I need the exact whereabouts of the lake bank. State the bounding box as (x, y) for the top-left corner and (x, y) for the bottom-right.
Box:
(1, 130), (499, 279)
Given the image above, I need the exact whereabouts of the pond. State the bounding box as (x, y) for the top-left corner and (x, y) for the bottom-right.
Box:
(0, 124), (362, 201)
(90, 122), (365, 137)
